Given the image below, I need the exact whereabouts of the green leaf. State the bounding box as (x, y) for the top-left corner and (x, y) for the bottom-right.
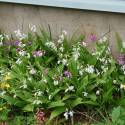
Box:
(48, 101), (65, 108)
(82, 101), (98, 106)
(23, 104), (34, 112)
(0, 95), (26, 107)
(51, 88), (62, 99)
(68, 98), (83, 108)
(49, 106), (66, 120)
(77, 75), (88, 94)
(111, 106), (121, 123)
(88, 94), (97, 102)
(69, 59), (78, 77)
(62, 94), (75, 101)
(80, 47), (97, 65)
(117, 119), (125, 125)
(115, 33), (123, 53)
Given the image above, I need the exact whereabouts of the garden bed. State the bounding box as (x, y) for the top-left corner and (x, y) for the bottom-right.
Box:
(0, 25), (125, 125)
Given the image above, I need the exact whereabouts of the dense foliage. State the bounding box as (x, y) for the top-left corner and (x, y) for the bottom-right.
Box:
(0, 26), (125, 125)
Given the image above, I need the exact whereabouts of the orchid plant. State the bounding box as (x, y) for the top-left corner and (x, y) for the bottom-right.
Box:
(0, 26), (125, 124)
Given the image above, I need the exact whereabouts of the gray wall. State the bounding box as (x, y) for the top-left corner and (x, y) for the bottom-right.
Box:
(0, 2), (125, 54)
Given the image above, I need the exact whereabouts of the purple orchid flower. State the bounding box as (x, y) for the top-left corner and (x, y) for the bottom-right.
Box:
(16, 48), (22, 52)
(14, 41), (20, 46)
(32, 50), (45, 57)
(27, 41), (32, 45)
(89, 34), (97, 42)
(64, 70), (72, 78)
(117, 54), (125, 65)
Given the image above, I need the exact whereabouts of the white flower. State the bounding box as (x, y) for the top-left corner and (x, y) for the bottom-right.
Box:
(81, 41), (87, 47)
(59, 53), (63, 58)
(73, 52), (80, 61)
(33, 100), (42, 105)
(113, 80), (117, 84)
(14, 29), (22, 37)
(65, 86), (75, 93)
(68, 86), (74, 91)
(60, 34), (64, 40)
(79, 70), (83, 76)
(0, 91), (6, 96)
(68, 111), (74, 117)
(101, 66), (104, 69)
(43, 78), (47, 83)
(0, 34), (4, 42)
(64, 110), (74, 120)
(59, 46), (64, 52)
(121, 65), (125, 71)
(57, 60), (61, 64)
(34, 91), (43, 96)
(96, 90), (100, 95)
(64, 112), (69, 120)
(57, 39), (63, 44)
(16, 58), (22, 64)
(108, 59), (111, 63)
(99, 36), (107, 43)
(62, 59), (67, 65)
(14, 29), (27, 40)
(122, 42), (125, 48)
(107, 47), (111, 53)
(85, 65), (94, 74)
(72, 47), (80, 61)
(92, 53), (96, 56)
(4, 34), (9, 40)
(20, 34), (27, 40)
(19, 50), (26, 56)
(82, 92), (88, 97)
(103, 67), (108, 73)
(28, 77), (32, 81)
(0, 42), (3, 46)
(72, 46), (80, 61)
(105, 60), (108, 64)
(103, 36), (107, 42)
(62, 30), (67, 35)
(29, 68), (36, 75)
(26, 53), (30, 58)
(120, 84), (125, 89)
(18, 42), (26, 48)
(0, 70), (4, 74)
(58, 30), (67, 44)
(97, 71), (100, 76)
(30, 25), (37, 32)
(99, 58), (105, 62)
(54, 80), (59, 86)
(20, 84), (27, 89)
(21, 44), (26, 48)
(45, 41), (57, 51)
(49, 95), (52, 100)
(13, 94), (17, 98)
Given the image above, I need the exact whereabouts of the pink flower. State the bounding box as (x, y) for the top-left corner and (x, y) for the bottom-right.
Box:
(89, 34), (97, 42)
(16, 48), (22, 52)
(36, 110), (45, 122)
(64, 70), (72, 78)
(0, 122), (8, 125)
(32, 50), (45, 57)
(117, 54), (125, 65)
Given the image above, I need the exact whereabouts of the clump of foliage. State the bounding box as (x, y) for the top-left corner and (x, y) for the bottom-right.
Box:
(92, 106), (125, 125)
(0, 26), (125, 124)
